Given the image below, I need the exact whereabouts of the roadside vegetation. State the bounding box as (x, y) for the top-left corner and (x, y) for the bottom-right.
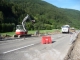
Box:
(0, 29), (60, 36)
(0, 0), (80, 33)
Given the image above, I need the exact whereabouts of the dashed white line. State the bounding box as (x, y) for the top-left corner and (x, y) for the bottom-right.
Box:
(3, 44), (34, 54)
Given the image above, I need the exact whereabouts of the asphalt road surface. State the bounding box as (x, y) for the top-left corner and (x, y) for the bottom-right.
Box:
(0, 31), (79, 60)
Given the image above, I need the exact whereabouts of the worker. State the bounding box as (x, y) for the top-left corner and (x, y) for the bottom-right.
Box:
(35, 30), (39, 36)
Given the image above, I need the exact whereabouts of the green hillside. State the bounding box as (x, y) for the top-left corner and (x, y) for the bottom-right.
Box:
(61, 8), (80, 28)
(0, 0), (80, 32)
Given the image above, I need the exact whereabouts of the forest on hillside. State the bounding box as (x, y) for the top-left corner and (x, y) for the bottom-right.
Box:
(0, 0), (80, 32)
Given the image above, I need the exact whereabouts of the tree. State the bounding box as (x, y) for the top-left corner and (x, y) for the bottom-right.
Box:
(0, 11), (3, 23)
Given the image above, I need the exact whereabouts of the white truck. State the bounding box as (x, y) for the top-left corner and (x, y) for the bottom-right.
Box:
(61, 25), (70, 33)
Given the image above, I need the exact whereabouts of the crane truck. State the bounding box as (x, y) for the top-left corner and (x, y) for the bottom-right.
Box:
(14, 14), (35, 37)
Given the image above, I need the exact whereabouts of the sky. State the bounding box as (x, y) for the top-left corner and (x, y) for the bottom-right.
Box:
(43, 0), (80, 11)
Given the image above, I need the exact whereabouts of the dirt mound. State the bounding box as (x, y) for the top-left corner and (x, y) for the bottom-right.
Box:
(65, 33), (80, 60)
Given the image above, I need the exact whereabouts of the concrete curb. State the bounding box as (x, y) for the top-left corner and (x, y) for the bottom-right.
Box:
(64, 33), (79, 60)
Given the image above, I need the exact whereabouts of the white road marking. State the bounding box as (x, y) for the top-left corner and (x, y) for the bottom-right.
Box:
(3, 44), (34, 54)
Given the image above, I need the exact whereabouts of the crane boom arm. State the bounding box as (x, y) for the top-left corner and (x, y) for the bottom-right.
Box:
(22, 14), (29, 31)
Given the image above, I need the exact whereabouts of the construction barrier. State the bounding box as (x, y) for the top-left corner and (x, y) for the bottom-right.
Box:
(41, 36), (52, 44)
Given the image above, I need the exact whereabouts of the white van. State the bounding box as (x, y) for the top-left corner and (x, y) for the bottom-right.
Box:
(61, 25), (70, 33)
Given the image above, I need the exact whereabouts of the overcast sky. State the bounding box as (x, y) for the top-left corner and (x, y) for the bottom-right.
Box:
(43, 0), (80, 11)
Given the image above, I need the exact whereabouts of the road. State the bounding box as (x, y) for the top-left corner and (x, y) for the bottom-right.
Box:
(0, 31), (79, 60)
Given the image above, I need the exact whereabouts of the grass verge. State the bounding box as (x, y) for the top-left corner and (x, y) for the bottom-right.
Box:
(0, 29), (60, 36)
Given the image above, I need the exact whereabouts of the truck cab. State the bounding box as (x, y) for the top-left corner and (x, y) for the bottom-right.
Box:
(61, 25), (70, 33)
